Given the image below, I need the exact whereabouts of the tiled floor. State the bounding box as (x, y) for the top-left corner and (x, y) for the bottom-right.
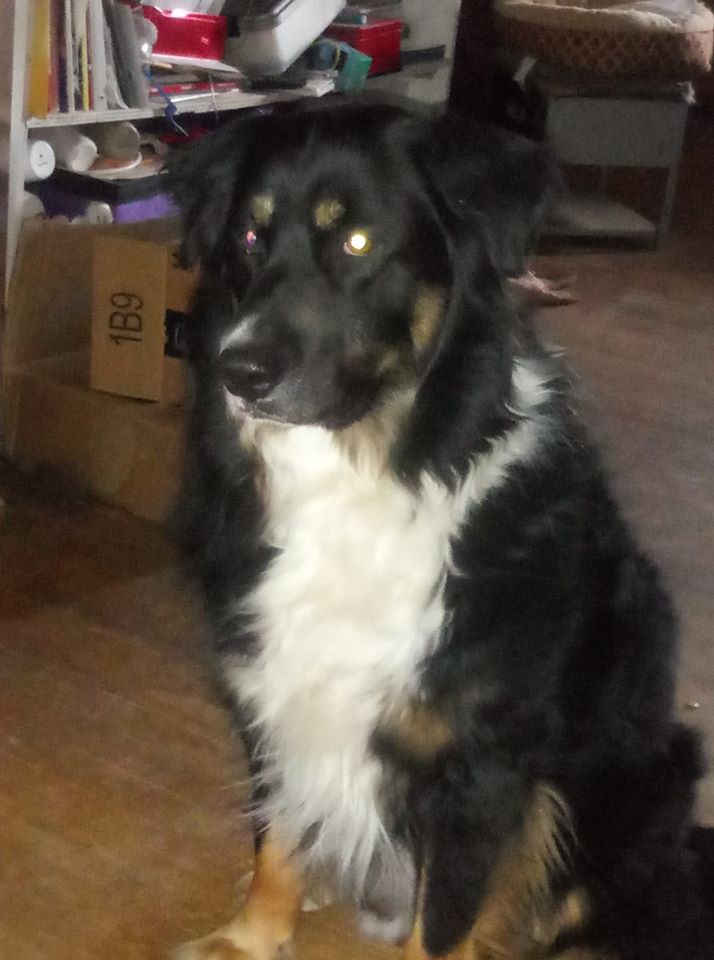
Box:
(1, 112), (712, 960)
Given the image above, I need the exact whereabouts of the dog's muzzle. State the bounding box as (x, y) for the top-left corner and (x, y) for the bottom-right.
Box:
(219, 344), (285, 402)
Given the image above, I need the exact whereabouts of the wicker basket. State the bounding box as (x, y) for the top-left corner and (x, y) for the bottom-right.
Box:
(497, 0), (714, 78)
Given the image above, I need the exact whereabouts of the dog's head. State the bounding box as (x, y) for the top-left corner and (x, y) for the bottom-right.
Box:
(170, 99), (554, 431)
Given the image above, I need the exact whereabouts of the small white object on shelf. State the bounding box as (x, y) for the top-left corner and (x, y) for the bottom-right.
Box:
(79, 201), (114, 224)
(21, 191), (46, 219)
(43, 127), (98, 172)
(25, 139), (56, 181)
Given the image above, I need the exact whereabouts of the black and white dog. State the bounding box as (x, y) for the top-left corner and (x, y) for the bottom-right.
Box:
(169, 99), (712, 960)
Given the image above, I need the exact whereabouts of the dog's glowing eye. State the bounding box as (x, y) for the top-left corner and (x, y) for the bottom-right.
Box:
(244, 228), (258, 252)
(343, 230), (372, 256)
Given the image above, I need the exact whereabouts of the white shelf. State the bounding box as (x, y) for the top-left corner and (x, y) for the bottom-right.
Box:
(544, 194), (657, 243)
(25, 76), (336, 129)
(27, 106), (157, 128)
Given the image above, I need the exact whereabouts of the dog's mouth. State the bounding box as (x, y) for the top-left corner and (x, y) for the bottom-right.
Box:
(224, 384), (380, 432)
(224, 391), (290, 425)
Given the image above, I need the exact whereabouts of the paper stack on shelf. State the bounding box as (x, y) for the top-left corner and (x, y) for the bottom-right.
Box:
(148, 70), (242, 106)
(147, 53), (243, 108)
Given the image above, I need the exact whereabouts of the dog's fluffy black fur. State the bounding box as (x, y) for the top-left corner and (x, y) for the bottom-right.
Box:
(169, 98), (712, 959)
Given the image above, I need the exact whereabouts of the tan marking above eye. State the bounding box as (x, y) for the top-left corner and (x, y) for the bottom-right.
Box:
(313, 198), (345, 230)
(251, 194), (274, 226)
(411, 286), (446, 352)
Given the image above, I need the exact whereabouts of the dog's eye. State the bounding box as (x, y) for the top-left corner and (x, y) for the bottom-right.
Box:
(243, 228), (259, 253)
(343, 230), (373, 257)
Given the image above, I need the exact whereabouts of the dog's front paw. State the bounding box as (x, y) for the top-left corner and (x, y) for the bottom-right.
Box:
(174, 922), (294, 960)
(174, 934), (249, 960)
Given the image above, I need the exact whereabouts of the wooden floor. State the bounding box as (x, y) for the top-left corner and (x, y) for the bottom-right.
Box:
(1, 113), (713, 960)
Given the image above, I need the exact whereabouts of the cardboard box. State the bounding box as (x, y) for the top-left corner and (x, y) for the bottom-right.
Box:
(6, 352), (185, 524)
(91, 235), (198, 403)
(3, 218), (189, 524)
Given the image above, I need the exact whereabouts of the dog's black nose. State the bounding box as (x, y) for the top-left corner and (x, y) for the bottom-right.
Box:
(219, 345), (282, 401)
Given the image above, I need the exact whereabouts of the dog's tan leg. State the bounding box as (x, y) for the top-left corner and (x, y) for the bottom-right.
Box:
(402, 785), (578, 960)
(176, 833), (303, 960)
(402, 874), (473, 960)
(403, 885), (600, 960)
(403, 909), (429, 960)
(402, 905), (482, 960)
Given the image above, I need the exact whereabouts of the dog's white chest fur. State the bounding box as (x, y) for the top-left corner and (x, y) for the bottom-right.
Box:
(227, 394), (542, 893)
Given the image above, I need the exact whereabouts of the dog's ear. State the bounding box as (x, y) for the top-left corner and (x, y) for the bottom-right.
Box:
(409, 115), (557, 276)
(167, 119), (257, 270)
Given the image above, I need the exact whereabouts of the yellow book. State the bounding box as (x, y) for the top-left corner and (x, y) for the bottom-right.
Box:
(27, 0), (52, 119)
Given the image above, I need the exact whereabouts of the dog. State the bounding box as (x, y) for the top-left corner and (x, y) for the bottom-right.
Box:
(168, 98), (712, 960)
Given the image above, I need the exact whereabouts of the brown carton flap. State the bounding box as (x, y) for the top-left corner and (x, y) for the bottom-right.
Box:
(91, 236), (169, 402)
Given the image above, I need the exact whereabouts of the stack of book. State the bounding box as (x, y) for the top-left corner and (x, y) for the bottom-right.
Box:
(27, 0), (153, 119)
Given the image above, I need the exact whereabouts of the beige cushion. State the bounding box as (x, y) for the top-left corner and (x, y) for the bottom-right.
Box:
(497, 0), (714, 76)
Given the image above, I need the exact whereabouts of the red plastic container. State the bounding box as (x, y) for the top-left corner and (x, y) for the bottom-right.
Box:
(142, 7), (228, 61)
(324, 18), (402, 75)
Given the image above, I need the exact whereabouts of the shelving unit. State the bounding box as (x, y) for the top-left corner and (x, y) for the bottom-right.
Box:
(533, 68), (691, 248)
(0, 0), (334, 299)
(0, 8), (333, 520)
(25, 74), (335, 130)
(2, 2), (33, 302)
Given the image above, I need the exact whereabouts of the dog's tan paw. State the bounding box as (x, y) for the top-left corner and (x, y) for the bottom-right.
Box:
(174, 936), (248, 960)
(174, 926), (294, 960)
